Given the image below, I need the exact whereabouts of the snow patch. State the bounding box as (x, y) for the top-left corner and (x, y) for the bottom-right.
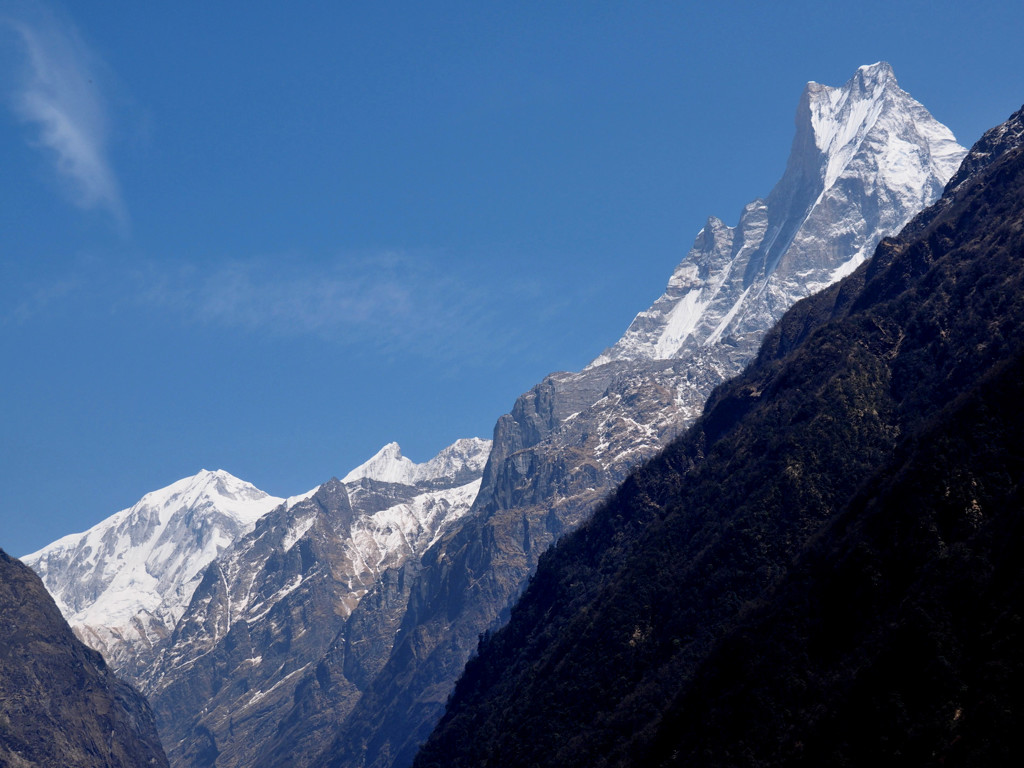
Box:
(282, 516), (316, 553)
(653, 288), (709, 358)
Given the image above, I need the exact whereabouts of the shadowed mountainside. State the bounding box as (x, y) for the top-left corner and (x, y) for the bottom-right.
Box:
(0, 549), (168, 768)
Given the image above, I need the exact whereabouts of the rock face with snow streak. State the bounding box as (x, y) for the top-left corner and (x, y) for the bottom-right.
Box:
(137, 438), (490, 768)
(306, 63), (967, 768)
(22, 470), (284, 680)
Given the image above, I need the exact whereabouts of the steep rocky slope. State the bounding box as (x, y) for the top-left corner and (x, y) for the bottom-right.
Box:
(309, 63), (965, 768)
(415, 104), (1024, 768)
(0, 549), (168, 768)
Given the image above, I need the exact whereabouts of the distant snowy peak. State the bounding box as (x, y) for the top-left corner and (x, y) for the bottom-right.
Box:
(133, 468), (278, 527)
(141, 442), (491, 723)
(589, 62), (966, 368)
(23, 438), (493, 681)
(343, 438), (491, 487)
(22, 469), (283, 666)
(418, 437), (492, 483)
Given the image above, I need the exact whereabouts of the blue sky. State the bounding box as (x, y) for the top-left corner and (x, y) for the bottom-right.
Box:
(2, 0), (1023, 557)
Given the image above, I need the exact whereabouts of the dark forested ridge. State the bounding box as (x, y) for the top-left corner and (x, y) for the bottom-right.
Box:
(415, 106), (1024, 768)
(0, 550), (169, 768)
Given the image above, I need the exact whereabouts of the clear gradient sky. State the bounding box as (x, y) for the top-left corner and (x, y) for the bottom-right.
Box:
(3, 0), (1023, 557)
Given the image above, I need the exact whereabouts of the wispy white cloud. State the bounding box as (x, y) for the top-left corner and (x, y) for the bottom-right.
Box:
(1, 1), (127, 228)
(4, 247), (583, 368)
(135, 251), (523, 362)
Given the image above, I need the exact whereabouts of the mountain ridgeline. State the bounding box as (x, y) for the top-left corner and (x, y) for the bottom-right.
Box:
(19, 63), (970, 768)
(22, 438), (491, 768)
(415, 105), (1024, 768)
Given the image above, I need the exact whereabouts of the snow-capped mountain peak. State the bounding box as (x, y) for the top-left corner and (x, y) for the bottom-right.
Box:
(800, 61), (960, 196)
(134, 437), (494, 759)
(806, 63), (893, 188)
(416, 437), (492, 483)
(343, 437), (491, 486)
(343, 442), (417, 484)
(130, 468), (276, 528)
(589, 62), (966, 368)
(23, 436), (492, 685)
(22, 469), (283, 673)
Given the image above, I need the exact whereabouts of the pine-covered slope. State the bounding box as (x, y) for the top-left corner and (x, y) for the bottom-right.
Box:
(415, 105), (1024, 768)
(0, 549), (169, 768)
(310, 64), (964, 768)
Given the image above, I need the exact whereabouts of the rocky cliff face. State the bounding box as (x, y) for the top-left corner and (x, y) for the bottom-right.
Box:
(0, 549), (168, 768)
(308, 63), (966, 768)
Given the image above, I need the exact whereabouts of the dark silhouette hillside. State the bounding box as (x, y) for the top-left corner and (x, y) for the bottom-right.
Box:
(0, 550), (168, 768)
